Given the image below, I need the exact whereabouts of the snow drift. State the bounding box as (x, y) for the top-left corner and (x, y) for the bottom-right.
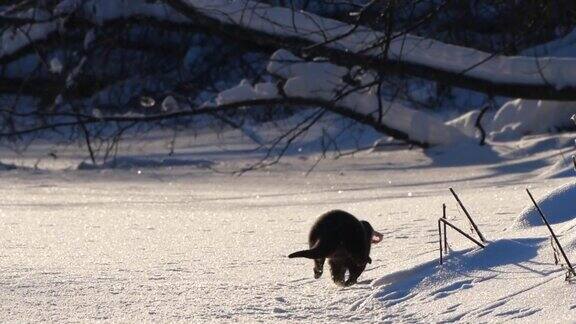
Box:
(77, 156), (214, 170)
(511, 182), (576, 229)
(211, 49), (469, 146)
(490, 100), (576, 141)
(5, 0), (576, 100)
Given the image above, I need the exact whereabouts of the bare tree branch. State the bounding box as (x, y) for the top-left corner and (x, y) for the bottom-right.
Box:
(0, 97), (428, 147)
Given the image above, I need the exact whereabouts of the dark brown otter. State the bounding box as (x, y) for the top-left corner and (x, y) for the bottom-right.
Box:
(288, 210), (383, 286)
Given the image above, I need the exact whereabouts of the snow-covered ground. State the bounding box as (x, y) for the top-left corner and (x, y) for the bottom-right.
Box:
(0, 128), (575, 322)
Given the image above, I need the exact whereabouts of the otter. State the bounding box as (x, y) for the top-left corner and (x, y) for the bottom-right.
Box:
(288, 210), (383, 286)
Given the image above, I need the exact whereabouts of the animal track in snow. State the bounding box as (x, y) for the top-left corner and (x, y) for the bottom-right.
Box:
(474, 299), (508, 318)
(441, 303), (461, 314)
(376, 290), (417, 307)
(495, 307), (542, 319)
(429, 279), (474, 300)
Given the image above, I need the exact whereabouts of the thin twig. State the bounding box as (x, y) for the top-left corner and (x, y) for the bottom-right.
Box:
(438, 219), (443, 265)
(449, 188), (486, 242)
(443, 203), (448, 254)
(438, 217), (486, 265)
(439, 218), (485, 249)
(526, 189), (576, 280)
(475, 104), (490, 146)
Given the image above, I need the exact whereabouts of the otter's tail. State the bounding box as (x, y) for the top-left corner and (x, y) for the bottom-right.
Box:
(288, 240), (332, 259)
(288, 249), (321, 259)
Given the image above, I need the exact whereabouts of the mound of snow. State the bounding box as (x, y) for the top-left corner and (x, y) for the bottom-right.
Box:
(523, 27), (576, 58)
(161, 96), (179, 112)
(445, 110), (482, 139)
(557, 218), (576, 255)
(504, 135), (574, 158)
(267, 49), (470, 146)
(490, 99), (576, 141)
(371, 137), (407, 152)
(216, 80), (278, 105)
(78, 157), (214, 170)
(556, 217), (576, 256)
(365, 238), (540, 310)
(539, 158), (576, 179)
(511, 182), (576, 229)
(560, 231), (576, 257)
(0, 161), (17, 171)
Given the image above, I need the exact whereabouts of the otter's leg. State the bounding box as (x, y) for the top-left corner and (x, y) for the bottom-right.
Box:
(314, 258), (325, 279)
(329, 259), (346, 286)
(345, 263), (366, 286)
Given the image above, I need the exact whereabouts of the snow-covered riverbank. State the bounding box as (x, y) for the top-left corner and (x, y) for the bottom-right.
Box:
(0, 130), (575, 322)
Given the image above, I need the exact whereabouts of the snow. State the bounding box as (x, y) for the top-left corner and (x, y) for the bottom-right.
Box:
(1, 126), (576, 322)
(77, 156), (214, 170)
(445, 110), (482, 139)
(511, 182), (576, 229)
(7, 0), (576, 92)
(17, 0), (567, 146)
(83, 29), (96, 49)
(0, 161), (17, 171)
(268, 50), (349, 83)
(490, 99), (576, 141)
(539, 157), (576, 179)
(479, 29), (576, 142)
(216, 49), (471, 146)
(476, 33), (576, 143)
(161, 96), (179, 112)
(3, 2), (576, 321)
(0, 20), (58, 59)
(524, 27), (576, 58)
(216, 80), (278, 105)
(54, 0), (188, 25)
(49, 57), (63, 74)
(1, 0), (188, 62)
(183, 0), (576, 89)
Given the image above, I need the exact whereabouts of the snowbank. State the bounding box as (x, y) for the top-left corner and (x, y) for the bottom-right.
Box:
(186, 0), (576, 90)
(558, 218), (576, 255)
(1, 1), (187, 61)
(560, 231), (576, 257)
(266, 50), (468, 146)
(0, 161), (17, 171)
(207, 49), (470, 146)
(506, 135), (575, 157)
(539, 158), (576, 179)
(524, 27), (576, 58)
(445, 110), (482, 139)
(365, 238), (540, 310)
(77, 156), (214, 170)
(216, 80), (278, 105)
(490, 99), (576, 141)
(511, 182), (576, 229)
(0, 19), (58, 60)
(5, 0), (576, 95)
(54, 0), (188, 24)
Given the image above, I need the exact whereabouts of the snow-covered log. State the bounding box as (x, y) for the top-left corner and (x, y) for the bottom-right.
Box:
(164, 0), (576, 100)
(213, 50), (467, 147)
(1, 49), (469, 148)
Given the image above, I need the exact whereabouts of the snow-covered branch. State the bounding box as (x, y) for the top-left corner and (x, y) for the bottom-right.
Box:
(162, 0), (576, 100)
(213, 50), (466, 146)
(0, 1), (190, 65)
(5, 0), (576, 100)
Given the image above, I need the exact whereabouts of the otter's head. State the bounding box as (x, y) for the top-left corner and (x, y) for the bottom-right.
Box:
(356, 221), (383, 265)
(361, 220), (384, 245)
